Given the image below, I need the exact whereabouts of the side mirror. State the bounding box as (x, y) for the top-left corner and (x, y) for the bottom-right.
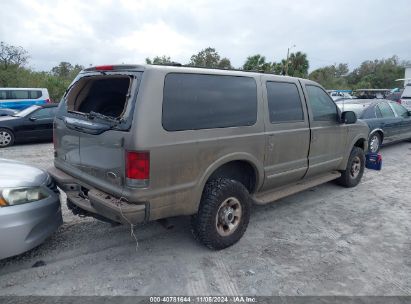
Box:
(341, 111), (357, 124)
(29, 117), (37, 122)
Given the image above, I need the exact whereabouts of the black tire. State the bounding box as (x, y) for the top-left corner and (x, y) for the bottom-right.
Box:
(368, 132), (381, 153)
(337, 147), (365, 188)
(0, 128), (15, 148)
(191, 178), (251, 250)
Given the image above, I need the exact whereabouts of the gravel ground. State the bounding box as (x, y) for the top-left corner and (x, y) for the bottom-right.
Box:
(0, 141), (410, 296)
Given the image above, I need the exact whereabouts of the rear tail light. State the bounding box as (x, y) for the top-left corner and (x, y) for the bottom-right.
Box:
(126, 151), (150, 187)
(45, 98), (51, 103)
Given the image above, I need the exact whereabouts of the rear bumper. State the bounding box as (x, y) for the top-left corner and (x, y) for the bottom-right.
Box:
(0, 195), (62, 260)
(48, 166), (147, 225)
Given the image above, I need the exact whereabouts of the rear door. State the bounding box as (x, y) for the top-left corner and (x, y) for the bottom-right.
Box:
(302, 83), (347, 177)
(54, 70), (142, 193)
(389, 101), (411, 140)
(376, 102), (401, 143)
(260, 76), (310, 191)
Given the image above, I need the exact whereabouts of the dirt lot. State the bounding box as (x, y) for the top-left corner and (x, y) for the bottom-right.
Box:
(0, 142), (410, 296)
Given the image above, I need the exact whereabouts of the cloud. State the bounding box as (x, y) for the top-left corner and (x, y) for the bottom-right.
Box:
(1, 0), (410, 71)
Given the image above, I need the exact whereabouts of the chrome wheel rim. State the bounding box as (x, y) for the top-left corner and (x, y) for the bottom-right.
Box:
(369, 135), (379, 153)
(350, 156), (361, 179)
(0, 131), (11, 147)
(215, 197), (242, 237)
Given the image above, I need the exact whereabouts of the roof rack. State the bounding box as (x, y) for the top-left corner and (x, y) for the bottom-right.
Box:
(151, 62), (283, 75)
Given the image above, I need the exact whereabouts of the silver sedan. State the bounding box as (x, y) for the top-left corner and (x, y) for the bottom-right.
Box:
(0, 159), (62, 259)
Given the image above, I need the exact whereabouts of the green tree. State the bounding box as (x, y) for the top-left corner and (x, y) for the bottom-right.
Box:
(309, 63), (349, 89)
(243, 54), (272, 72)
(286, 51), (309, 77)
(145, 55), (172, 65)
(188, 47), (232, 69)
(346, 56), (404, 89)
(0, 41), (29, 70)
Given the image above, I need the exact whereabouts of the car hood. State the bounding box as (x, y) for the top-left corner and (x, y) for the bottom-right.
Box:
(0, 115), (19, 122)
(0, 159), (48, 188)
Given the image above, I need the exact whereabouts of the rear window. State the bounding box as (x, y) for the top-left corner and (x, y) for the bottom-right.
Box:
(65, 75), (132, 119)
(162, 73), (257, 131)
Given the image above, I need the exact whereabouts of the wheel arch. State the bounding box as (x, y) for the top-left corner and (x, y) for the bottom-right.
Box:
(193, 153), (264, 211)
(338, 134), (368, 170)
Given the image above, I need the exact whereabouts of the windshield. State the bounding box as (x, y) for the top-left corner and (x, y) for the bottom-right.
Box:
(14, 105), (40, 117)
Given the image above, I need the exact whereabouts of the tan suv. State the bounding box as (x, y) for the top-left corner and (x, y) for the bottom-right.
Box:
(49, 64), (369, 249)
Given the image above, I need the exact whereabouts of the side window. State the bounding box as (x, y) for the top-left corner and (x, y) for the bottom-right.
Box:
(390, 102), (408, 118)
(31, 108), (55, 119)
(11, 90), (30, 99)
(0, 90), (6, 99)
(162, 73), (257, 131)
(266, 81), (304, 123)
(377, 103), (395, 118)
(361, 106), (377, 119)
(306, 85), (338, 122)
(30, 90), (42, 99)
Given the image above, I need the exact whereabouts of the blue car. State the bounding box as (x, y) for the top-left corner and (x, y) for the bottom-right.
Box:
(337, 99), (411, 152)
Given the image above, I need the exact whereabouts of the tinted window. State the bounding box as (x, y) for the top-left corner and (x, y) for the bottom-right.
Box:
(390, 102), (408, 118)
(11, 90), (29, 99)
(267, 82), (304, 123)
(162, 73), (257, 131)
(377, 103), (395, 118)
(306, 85), (338, 121)
(31, 107), (56, 119)
(0, 90), (6, 99)
(30, 90), (42, 99)
(361, 106), (377, 119)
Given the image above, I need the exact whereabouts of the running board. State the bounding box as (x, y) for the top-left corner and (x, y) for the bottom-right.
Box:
(252, 171), (341, 205)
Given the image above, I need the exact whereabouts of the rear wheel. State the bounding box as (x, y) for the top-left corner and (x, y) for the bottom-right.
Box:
(0, 128), (14, 148)
(191, 178), (251, 250)
(368, 132), (381, 153)
(337, 147), (365, 188)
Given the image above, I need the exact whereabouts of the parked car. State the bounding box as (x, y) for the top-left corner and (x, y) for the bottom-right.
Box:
(0, 104), (57, 148)
(49, 64), (368, 250)
(337, 99), (411, 152)
(0, 88), (51, 110)
(0, 159), (62, 259)
(0, 108), (18, 117)
(328, 90), (354, 101)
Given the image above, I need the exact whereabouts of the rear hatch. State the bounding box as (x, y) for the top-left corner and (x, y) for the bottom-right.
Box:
(54, 66), (143, 196)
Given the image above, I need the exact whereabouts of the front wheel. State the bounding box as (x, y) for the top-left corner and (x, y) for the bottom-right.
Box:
(0, 128), (14, 148)
(191, 178), (251, 250)
(368, 133), (381, 153)
(337, 147), (365, 188)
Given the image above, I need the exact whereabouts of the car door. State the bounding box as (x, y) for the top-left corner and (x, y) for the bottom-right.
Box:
(389, 101), (411, 140)
(260, 76), (310, 191)
(302, 83), (348, 177)
(27, 107), (56, 140)
(376, 102), (401, 143)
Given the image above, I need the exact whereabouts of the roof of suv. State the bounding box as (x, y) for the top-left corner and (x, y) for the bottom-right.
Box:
(83, 64), (310, 82)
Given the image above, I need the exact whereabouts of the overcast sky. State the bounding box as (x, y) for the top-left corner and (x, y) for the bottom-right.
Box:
(1, 0), (410, 72)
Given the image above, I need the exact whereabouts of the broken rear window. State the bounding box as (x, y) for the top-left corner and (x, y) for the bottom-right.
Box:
(66, 75), (132, 119)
